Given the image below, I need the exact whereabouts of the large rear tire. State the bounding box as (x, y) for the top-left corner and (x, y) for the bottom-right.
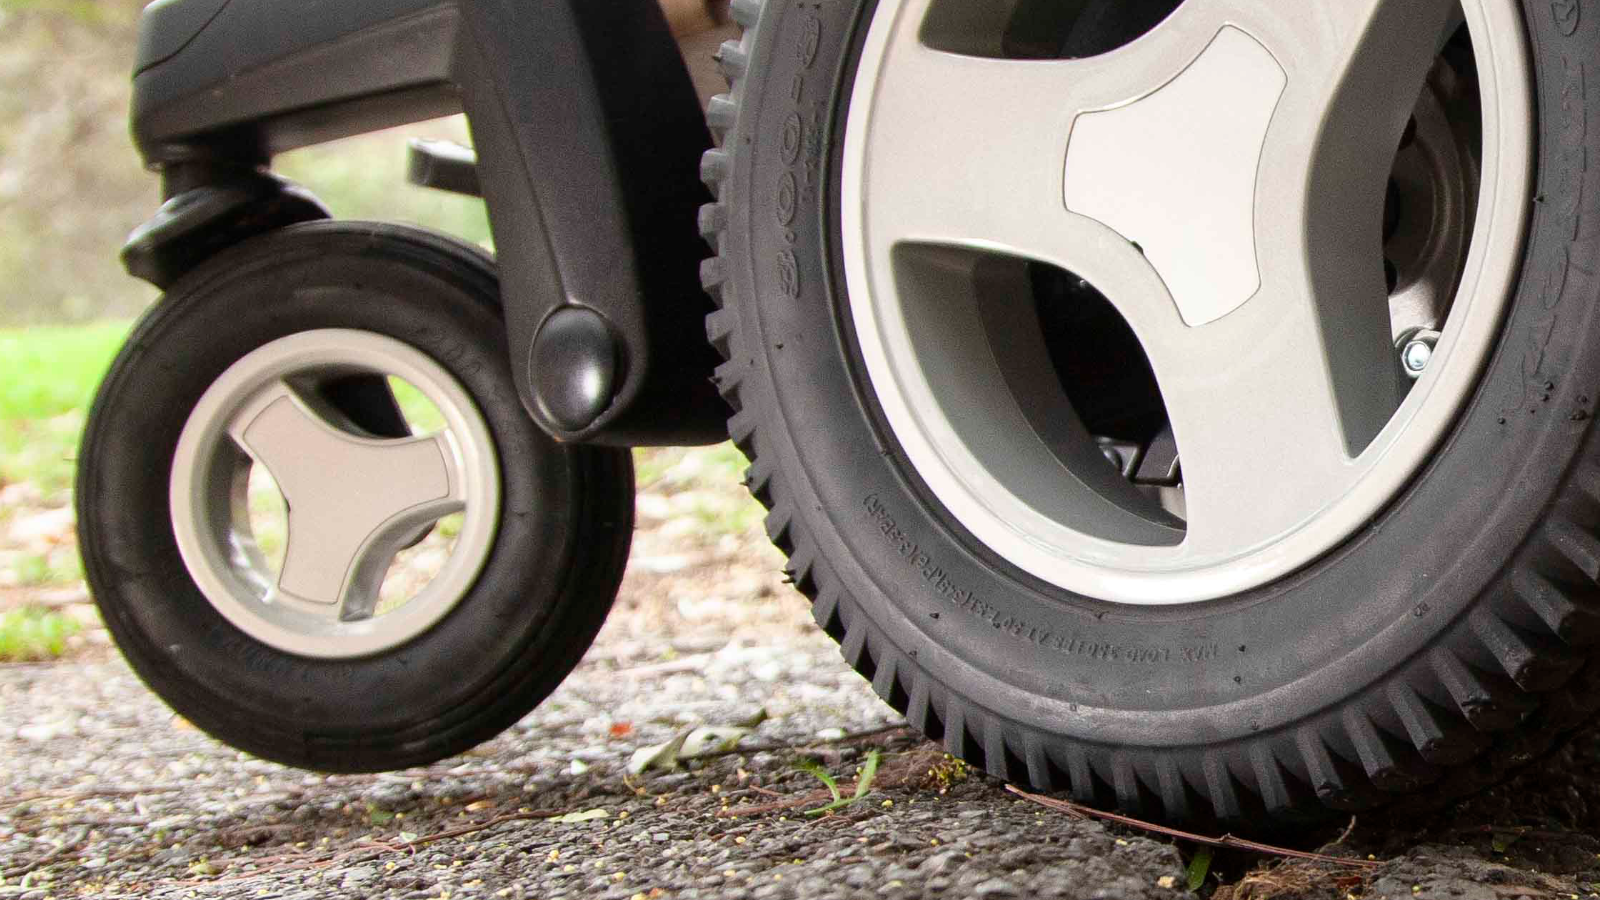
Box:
(702, 0), (1600, 827)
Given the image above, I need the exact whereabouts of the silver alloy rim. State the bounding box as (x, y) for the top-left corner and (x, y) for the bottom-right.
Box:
(170, 329), (501, 657)
(841, 0), (1533, 604)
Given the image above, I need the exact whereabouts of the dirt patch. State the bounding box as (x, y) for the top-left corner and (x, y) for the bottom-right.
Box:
(6, 452), (1600, 897)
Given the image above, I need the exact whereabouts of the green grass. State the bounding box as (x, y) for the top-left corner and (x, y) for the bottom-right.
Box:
(0, 0), (140, 27)
(635, 443), (752, 491)
(387, 377), (449, 434)
(0, 608), (81, 662)
(687, 492), (766, 537)
(0, 320), (129, 420)
(799, 750), (881, 816)
(11, 553), (52, 587)
(633, 443), (765, 538)
(0, 321), (129, 498)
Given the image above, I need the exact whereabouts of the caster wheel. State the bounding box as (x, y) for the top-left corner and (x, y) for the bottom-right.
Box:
(704, 0), (1600, 827)
(77, 222), (634, 772)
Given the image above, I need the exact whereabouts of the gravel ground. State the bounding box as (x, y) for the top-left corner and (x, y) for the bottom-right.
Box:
(7, 450), (1600, 898)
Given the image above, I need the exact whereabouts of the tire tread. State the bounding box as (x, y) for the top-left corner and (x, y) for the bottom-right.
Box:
(697, 0), (1600, 828)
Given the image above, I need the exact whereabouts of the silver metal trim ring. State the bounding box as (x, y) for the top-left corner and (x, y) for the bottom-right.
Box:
(169, 329), (502, 658)
(840, 0), (1533, 603)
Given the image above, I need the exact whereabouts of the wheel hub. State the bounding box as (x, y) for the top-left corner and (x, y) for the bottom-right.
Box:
(169, 329), (501, 658)
(234, 390), (457, 609)
(1063, 25), (1286, 328)
(1385, 59), (1481, 343)
(839, 0), (1533, 603)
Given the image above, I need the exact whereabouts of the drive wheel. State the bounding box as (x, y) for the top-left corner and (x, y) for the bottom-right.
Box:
(78, 222), (633, 772)
(704, 0), (1600, 826)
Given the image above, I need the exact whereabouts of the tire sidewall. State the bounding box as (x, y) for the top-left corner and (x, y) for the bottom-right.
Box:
(79, 224), (628, 765)
(728, 0), (1600, 747)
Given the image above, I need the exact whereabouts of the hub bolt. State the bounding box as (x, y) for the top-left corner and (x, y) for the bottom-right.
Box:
(1101, 445), (1123, 470)
(1400, 330), (1440, 379)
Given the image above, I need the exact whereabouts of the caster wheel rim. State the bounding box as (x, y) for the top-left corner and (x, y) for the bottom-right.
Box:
(169, 328), (502, 659)
(838, 0), (1534, 603)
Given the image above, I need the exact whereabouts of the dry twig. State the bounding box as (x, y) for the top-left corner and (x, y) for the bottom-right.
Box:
(393, 808), (579, 847)
(1, 829), (89, 879)
(694, 723), (912, 762)
(0, 784), (189, 809)
(1005, 786), (1381, 869)
(717, 788), (840, 818)
(1330, 816), (1358, 847)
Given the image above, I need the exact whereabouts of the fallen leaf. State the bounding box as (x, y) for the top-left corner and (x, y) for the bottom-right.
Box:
(548, 808), (610, 824)
(629, 730), (692, 775)
(679, 726), (751, 758)
(1187, 846), (1213, 891)
(734, 708), (770, 729)
(630, 724), (756, 775)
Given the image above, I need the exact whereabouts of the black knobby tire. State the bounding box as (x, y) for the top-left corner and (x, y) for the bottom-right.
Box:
(78, 222), (634, 772)
(701, 0), (1600, 827)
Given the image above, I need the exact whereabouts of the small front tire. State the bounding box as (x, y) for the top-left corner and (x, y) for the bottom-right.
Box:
(78, 222), (634, 772)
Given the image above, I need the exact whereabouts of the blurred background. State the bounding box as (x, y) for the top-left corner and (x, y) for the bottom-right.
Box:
(0, 0), (789, 664)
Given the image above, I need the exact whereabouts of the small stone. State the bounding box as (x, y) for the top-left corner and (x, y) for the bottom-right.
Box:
(0, 481), (42, 507)
(18, 722), (71, 742)
(636, 555), (691, 575)
(845, 865), (875, 888)
(882, 865), (918, 883)
(8, 506), (74, 546)
(634, 493), (671, 520)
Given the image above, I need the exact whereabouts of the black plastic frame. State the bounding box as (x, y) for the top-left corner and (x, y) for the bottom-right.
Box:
(127, 0), (728, 446)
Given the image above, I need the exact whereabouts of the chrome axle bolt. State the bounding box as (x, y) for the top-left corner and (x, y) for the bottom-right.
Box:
(1400, 329), (1440, 379)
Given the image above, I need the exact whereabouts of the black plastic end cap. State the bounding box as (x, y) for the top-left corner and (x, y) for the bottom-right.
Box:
(121, 173), (329, 289)
(531, 307), (621, 433)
